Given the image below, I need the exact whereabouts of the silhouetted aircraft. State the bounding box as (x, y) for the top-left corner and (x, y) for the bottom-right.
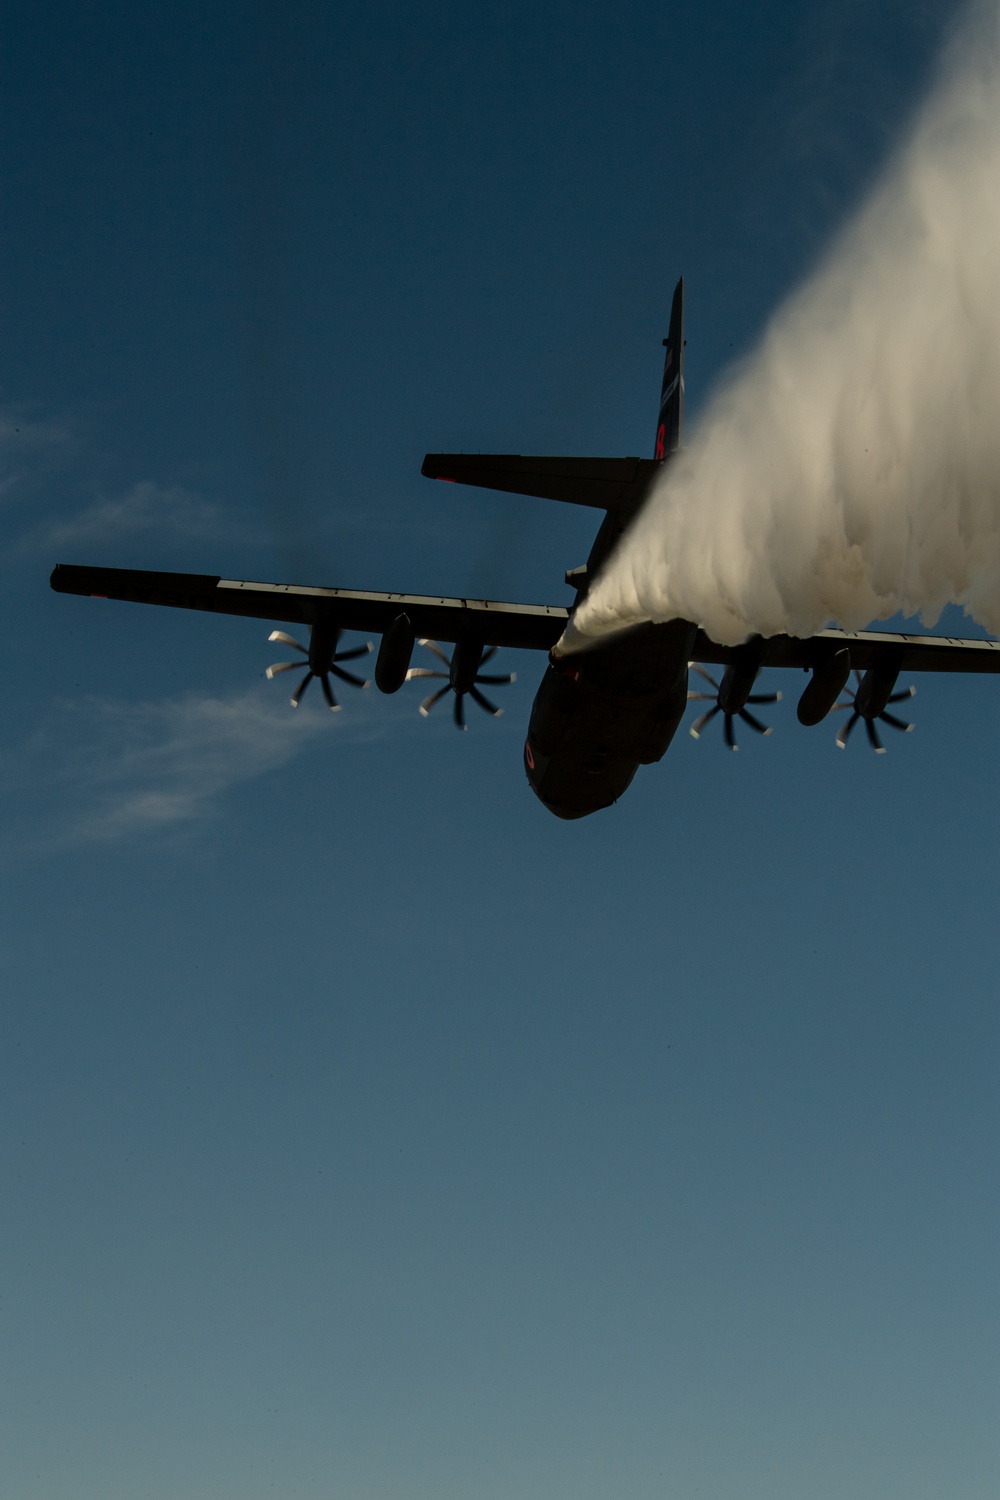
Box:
(51, 279), (1000, 818)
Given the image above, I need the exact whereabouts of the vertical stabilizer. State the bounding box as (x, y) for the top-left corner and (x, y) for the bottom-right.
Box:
(654, 277), (684, 459)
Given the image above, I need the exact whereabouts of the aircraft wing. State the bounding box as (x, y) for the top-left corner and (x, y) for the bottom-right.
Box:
(49, 564), (569, 652)
(692, 625), (1000, 674)
(50, 565), (1000, 673)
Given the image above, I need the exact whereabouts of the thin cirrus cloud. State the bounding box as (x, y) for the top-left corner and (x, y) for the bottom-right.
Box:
(11, 685), (381, 849)
(0, 408), (72, 501)
(0, 402), (244, 551)
(26, 480), (230, 553)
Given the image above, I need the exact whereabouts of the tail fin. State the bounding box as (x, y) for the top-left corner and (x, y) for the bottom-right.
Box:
(654, 276), (684, 459)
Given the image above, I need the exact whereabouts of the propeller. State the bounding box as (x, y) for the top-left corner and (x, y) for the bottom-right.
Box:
(687, 664), (781, 750)
(266, 626), (373, 710)
(835, 671), (915, 752)
(406, 638), (516, 730)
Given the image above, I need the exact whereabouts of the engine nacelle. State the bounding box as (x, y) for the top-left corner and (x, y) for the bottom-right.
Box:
(854, 663), (900, 719)
(797, 647), (852, 725)
(717, 637), (765, 714)
(375, 613), (415, 693)
(449, 635), (485, 693)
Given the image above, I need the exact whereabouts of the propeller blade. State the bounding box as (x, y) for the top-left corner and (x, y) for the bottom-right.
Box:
(690, 705), (722, 739)
(865, 718), (886, 753)
(836, 711), (860, 748)
(747, 691), (782, 704)
(269, 630), (306, 651)
(454, 692), (467, 730)
(418, 639), (452, 668)
(738, 708), (772, 736)
(724, 714), (738, 751)
(419, 684), (452, 717)
(476, 672), (516, 685)
(888, 686), (916, 703)
(266, 661), (302, 678)
(334, 643), (374, 662)
(479, 645), (499, 666)
(406, 668), (447, 681)
(833, 699), (855, 712)
(331, 665), (369, 689)
(689, 664), (720, 691)
(469, 685), (502, 717)
(687, 692), (716, 703)
(290, 671), (313, 707)
(320, 674), (342, 711)
(879, 711), (914, 732)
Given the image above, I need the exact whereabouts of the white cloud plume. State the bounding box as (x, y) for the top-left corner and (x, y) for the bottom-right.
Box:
(562, 2), (1000, 651)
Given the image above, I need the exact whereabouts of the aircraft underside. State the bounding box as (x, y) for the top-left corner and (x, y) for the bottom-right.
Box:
(524, 621), (696, 819)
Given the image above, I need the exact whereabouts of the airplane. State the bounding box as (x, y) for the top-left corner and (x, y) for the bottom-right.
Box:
(51, 278), (1000, 819)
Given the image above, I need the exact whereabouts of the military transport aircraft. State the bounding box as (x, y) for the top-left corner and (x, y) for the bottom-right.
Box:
(51, 278), (1000, 819)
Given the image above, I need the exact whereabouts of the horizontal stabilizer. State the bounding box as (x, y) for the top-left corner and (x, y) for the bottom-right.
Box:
(422, 454), (658, 510)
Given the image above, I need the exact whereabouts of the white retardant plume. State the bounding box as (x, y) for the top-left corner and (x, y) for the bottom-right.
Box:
(559, 3), (1000, 654)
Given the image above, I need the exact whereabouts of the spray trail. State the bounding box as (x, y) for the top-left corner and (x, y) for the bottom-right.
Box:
(561, 3), (1000, 653)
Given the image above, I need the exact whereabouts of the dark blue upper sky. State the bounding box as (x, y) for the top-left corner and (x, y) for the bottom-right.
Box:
(2, 4), (997, 1498)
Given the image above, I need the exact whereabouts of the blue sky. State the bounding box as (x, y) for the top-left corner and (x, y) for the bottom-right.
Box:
(2, 3), (997, 1497)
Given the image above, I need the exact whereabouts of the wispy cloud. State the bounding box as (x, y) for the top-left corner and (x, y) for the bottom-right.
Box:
(0, 399), (259, 554)
(0, 408), (70, 453)
(21, 479), (228, 554)
(10, 686), (381, 847)
(0, 407), (72, 501)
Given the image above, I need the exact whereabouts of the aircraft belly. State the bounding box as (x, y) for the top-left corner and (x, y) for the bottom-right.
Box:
(524, 621), (696, 819)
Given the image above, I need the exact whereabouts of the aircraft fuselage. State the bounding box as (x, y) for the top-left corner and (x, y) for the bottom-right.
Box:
(521, 466), (696, 819)
(524, 619), (695, 819)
